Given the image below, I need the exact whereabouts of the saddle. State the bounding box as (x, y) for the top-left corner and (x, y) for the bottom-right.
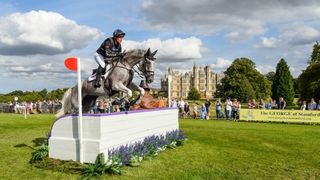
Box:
(88, 68), (106, 82)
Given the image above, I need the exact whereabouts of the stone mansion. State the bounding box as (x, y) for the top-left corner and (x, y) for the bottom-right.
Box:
(161, 64), (224, 99)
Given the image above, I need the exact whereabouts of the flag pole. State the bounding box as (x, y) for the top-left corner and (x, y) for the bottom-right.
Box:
(77, 57), (83, 163)
(168, 75), (172, 107)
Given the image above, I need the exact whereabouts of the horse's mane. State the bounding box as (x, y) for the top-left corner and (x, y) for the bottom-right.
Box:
(125, 49), (146, 59)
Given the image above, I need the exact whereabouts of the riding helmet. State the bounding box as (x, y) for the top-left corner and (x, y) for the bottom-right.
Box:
(113, 29), (126, 37)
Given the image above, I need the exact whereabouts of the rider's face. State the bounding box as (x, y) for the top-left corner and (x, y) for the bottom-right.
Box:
(115, 36), (123, 44)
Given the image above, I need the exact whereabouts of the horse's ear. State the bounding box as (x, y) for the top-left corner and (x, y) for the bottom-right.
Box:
(152, 50), (158, 56)
(146, 48), (150, 55)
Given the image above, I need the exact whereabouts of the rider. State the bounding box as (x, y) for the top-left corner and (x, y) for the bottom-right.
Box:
(94, 29), (126, 88)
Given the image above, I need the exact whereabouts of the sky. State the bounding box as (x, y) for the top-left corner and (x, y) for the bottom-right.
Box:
(0, 0), (319, 93)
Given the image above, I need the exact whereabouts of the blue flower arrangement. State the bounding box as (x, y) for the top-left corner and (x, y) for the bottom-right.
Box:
(81, 129), (186, 178)
(108, 129), (186, 167)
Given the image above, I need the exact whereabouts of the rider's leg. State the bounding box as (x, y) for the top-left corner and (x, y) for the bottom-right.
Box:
(94, 53), (106, 88)
(94, 66), (103, 87)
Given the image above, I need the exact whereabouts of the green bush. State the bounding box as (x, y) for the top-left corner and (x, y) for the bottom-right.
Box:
(30, 144), (49, 163)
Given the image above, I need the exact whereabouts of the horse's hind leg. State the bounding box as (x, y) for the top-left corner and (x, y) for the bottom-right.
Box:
(82, 95), (98, 113)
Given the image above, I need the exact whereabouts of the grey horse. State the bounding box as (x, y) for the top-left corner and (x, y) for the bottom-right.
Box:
(56, 48), (157, 118)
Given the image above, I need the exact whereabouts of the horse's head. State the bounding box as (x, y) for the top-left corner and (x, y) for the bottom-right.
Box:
(139, 48), (157, 84)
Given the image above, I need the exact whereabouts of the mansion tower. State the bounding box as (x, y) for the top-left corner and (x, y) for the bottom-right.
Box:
(161, 64), (224, 99)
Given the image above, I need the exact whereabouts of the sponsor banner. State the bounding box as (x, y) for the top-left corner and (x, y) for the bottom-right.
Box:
(240, 109), (320, 123)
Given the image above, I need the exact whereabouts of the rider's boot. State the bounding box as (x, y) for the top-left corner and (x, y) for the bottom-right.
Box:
(94, 66), (102, 88)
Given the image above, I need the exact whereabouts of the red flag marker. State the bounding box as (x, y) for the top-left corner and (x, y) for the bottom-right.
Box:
(63, 56), (84, 163)
(64, 57), (78, 71)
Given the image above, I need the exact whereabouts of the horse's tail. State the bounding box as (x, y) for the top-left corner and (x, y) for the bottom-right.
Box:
(55, 88), (73, 118)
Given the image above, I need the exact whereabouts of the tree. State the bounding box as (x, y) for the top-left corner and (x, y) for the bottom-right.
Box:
(7, 90), (24, 96)
(0, 88), (68, 102)
(293, 78), (299, 97)
(217, 58), (271, 102)
(187, 87), (200, 100)
(298, 61), (320, 102)
(309, 41), (320, 64)
(298, 42), (320, 102)
(39, 89), (48, 99)
(265, 72), (275, 82)
(271, 59), (295, 105)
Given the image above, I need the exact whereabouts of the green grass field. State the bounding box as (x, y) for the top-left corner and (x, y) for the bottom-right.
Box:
(0, 113), (319, 179)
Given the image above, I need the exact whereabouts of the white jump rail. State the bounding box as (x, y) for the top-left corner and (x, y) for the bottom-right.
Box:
(48, 108), (179, 163)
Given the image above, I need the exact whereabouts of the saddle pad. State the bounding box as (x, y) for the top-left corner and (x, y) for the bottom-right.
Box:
(88, 74), (96, 82)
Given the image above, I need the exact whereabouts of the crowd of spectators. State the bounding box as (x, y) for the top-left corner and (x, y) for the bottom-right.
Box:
(0, 95), (168, 115)
(0, 100), (62, 114)
(248, 97), (286, 110)
(2, 96), (319, 119)
(174, 98), (242, 121)
(299, 98), (320, 111)
(92, 97), (134, 113)
(171, 96), (320, 121)
(92, 96), (166, 114)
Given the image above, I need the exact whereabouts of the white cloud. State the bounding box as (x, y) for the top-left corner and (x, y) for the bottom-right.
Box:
(210, 57), (232, 69)
(123, 37), (202, 62)
(289, 66), (303, 78)
(256, 65), (275, 74)
(255, 24), (320, 50)
(0, 10), (103, 56)
(258, 37), (280, 48)
(142, 0), (320, 41)
(283, 25), (320, 46)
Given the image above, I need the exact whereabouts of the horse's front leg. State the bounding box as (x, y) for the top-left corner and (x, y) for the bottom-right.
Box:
(128, 82), (145, 105)
(112, 82), (133, 98)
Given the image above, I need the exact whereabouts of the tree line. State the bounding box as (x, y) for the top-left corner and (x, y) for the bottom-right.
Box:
(188, 42), (320, 105)
(0, 88), (68, 103)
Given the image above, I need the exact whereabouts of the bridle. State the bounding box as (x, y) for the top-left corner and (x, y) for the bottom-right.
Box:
(137, 55), (155, 79)
(107, 53), (155, 80)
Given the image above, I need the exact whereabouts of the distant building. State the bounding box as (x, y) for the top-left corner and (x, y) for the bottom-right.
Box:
(161, 64), (224, 99)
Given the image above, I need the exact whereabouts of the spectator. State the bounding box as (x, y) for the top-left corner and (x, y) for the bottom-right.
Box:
(112, 98), (121, 112)
(114, 105), (120, 112)
(172, 99), (177, 108)
(124, 98), (130, 111)
(258, 99), (265, 109)
(300, 101), (307, 111)
(265, 99), (272, 109)
(105, 98), (112, 113)
(248, 99), (253, 109)
(98, 99), (105, 113)
(277, 97), (286, 110)
(205, 99), (211, 118)
(308, 98), (317, 110)
(225, 98), (232, 120)
(178, 99), (185, 115)
(248, 99), (257, 109)
(215, 99), (222, 120)
(232, 98), (240, 120)
(272, 100), (277, 109)
(157, 96), (164, 108)
(193, 103), (199, 119)
(317, 100), (320, 110)
(93, 100), (98, 113)
(201, 104), (207, 120)
(183, 102), (190, 118)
